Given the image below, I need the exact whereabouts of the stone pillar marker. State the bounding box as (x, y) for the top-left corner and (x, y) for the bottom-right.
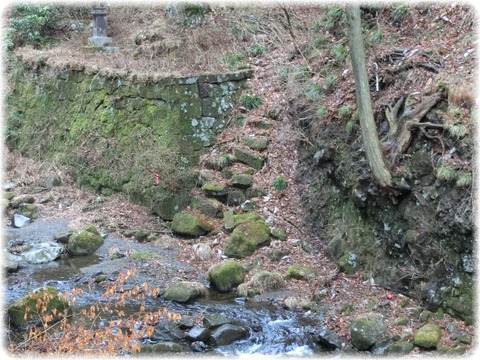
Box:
(88, 3), (112, 47)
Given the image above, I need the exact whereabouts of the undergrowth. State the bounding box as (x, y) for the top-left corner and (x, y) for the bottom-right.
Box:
(8, 269), (181, 355)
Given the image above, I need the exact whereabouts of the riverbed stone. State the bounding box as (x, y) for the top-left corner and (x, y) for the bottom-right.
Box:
(7, 286), (69, 329)
(414, 323), (441, 349)
(170, 212), (215, 236)
(317, 328), (344, 350)
(203, 315), (232, 328)
(163, 281), (207, 303)
(140, 341), (191, 354)
(21, 241), (65, 264)
(66, 224), (104, 256)
(350, 312), (387, 351)
(223, 220), (270, 258)
(11, 213), (31, 228)
(208, 259), (245, 292)
(186, 326), (210, 342)
(209, 324), (248, 345)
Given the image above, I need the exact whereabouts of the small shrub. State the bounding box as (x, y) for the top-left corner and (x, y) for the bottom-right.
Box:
(445, 123), (467, 138)
(436, 166), (458, 182)
(272, 176), (287, 191)
(248, 44), (266, 57)
(345, 120), (356, 135)
(333, 43), (347, 63)
(218, 154), (236, 168)
(324, 74), (338, 93)
(368, 29), (384, 45)
(338, 105), (353, 120)
(241, 94), (263, 110)
(316, 105), (328, 118)
(456, 172), (472, 188)
(220, 52), (247, 70)
(391, 5), (409, 24)
(305, 82), (323, 102)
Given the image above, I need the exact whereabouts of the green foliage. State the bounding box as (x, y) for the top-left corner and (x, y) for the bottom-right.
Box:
(6, 4), (63, 50)
(5, 111), (24, 147)
(456, 172), (472, 188)
(312, 35), (329, 49)
(305, 81), (323, 102)
(316, 105), (328, 118)
(323, 6), (345, 30)
(272, 176), (287, 191)
(345, 120), (357, 135)
(220, 51), (247, 70)
(445, 123), (467, 138)
(368, 29), (384, 45)
(436, 166), (458, 182)
(391, 5), (409, 24)
(241, 93), (263, 110)
(248, 44), (266, 57)
(333, 43), (347, 63)
(324, 74), (338, 93)
(338, 105), (353, 120)
(218, 154), (236, 167)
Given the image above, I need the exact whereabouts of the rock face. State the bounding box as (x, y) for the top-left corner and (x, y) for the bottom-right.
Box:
(297, 115), (475, 323)
(163, 281), (207, 303)
(350, 313), (387, 351)
(66, 224), (104, 256)
(208, 259), (245, 292)
(414, 323), (441, 349)
(223, 220), (270, 258)
(7, 286), (69, 329)
(7, 66), (252, 221)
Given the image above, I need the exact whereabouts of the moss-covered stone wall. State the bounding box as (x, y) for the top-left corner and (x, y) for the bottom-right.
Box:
(6, 65), (252, 219)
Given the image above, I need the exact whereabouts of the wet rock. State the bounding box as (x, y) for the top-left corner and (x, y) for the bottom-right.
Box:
(414, 323), (441, 349)
(11, 213), (31, 228)
(140, 341), (191, 354)
(4, 252), (22, 272)
(208, 260), (245, 292)
(7, 286), (69, 329)
(21, 241), (64, 264)
(170, 212), (215, 236)
(203, 315), (231, 329)
(186, 326), (210, 342)
(209, 324), (248, 346)
(223, 220), (270, 258)
(163, 281), (207, 303)
(191, 341), (207, 352)
(350, 312), (387, 351)
(317, 328), (344, 350)
(66, 224), (104, 256)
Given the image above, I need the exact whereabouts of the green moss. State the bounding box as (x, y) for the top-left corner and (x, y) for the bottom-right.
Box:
(224, 220), (270, 258)
(414, 323), (441, 349)
(7, 287), (69, 329)
(287, 264), (316, 280)
(208, 259), (245, 292)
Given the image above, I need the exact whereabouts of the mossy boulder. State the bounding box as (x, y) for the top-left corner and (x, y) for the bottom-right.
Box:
(337, 252), (359, 274)
(190, 197), (224, 218)
(170, 212), (215, 236)
(234, 148), (265, 170)
(386, 341), (415, 355)
(18, 203), (40, 219)
(163, 281), (207, 303)
(7, 286), (69, 329)
(11, 194), (35, 208)
(287, 264), (316, 281)
(242, 136), (269, 151)
(66, 224), (104, 256)
(229, 173), (253, 189)
(208, 259), (245, 292)
(223, 220), (270, 258)
(202, 182), (228, 198)
(350, 312), (387, 351)
(414, 323), (441, 349)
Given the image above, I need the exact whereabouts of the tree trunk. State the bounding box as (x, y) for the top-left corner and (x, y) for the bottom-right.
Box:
(346, 5), (392, 188)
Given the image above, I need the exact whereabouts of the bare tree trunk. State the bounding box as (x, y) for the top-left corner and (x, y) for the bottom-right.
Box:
(346, 5), (392, 188)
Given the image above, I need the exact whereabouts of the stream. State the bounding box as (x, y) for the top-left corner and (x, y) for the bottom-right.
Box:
(5, 219), (332, 356)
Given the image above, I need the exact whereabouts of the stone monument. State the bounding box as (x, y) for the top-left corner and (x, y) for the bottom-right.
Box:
(86, 3), (119, 53)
